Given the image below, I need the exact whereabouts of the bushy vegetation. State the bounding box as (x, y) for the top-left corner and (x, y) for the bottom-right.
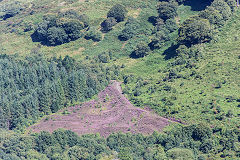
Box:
(119, 17), (141, 41)
(131, 42), (151, 58)
(157, 1), (178, 20)
(107, 4), (128, 22)
(85, 27), (102, 42)
(1, 123), (240, 159)
(32, 11), (89, 46)
(121, 0), (240, 144)
(178, 16), (212, 46)
(101, 17), (117, 32)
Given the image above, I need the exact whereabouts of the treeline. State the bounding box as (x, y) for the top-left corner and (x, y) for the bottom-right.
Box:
(0, 54), (118, 130)
(0, 123), (239, 159)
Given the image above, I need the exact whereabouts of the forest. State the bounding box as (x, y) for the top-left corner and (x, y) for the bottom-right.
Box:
(0, 54), (119, 131)
(0, 124), (239, 159)
(0, 0), (239, 159)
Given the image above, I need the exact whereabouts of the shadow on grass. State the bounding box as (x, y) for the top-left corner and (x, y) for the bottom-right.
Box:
(30, 31), (39, 43)
(30, 31), (50, 46)
(31, 31), (73, 46)
(183, 0), (213, 11)
(129, 51), (142, 59)
(163, 43), (179, 60)
(148, 16), (157, 26)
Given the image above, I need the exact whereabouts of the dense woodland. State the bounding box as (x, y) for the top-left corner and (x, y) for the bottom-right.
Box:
(0, 54), (119, 131)
(1, 124), (239, 160)
(0, 0), (239, 159)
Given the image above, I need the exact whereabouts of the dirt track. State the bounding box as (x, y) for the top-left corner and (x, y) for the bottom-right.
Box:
(29, 81), (171, 137)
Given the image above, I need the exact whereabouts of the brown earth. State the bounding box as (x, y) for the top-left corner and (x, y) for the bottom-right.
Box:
(29, 81), (171, 137)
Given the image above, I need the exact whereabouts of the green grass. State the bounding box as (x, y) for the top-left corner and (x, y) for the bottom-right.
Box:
(0, 0), (158, 60)
(121, 11), (240, 128)
(177, 4), (199, 23)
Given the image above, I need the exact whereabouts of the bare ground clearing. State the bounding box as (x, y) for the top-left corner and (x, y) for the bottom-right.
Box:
(29, 81), (171, 137)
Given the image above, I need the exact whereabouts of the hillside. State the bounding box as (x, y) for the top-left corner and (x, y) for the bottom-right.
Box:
(0, 0), (240, 159)
(28, 81), (171, 137)
(121, 11), (240, 128)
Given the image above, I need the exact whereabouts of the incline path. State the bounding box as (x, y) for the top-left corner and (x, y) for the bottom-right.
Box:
(29, 81), (171, 137)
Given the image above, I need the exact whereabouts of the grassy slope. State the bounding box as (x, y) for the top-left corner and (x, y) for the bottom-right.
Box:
(0, 0), (157, 59)
(121, 10), (240, 128)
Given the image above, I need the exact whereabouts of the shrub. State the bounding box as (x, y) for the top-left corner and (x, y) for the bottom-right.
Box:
(131, 42), (150, 58)
(107, 4), (127, 22)
(225, 0), (236, 12)
(200, 139), (215, 153)
(67, 146), (89, 159)
(176, 0), (187, 4)
(165, 18), (178, 32)
(78, 14), (90, 27)
(150, 28), (170, 49)
(43, 14), (58, 28)
(119, 17), (141, 41)
(34, 21), (49, 42)
(59, 19), (85, 40)
(101, 17), (117, 32)
(175, 44), (187, 54)
(98, 52), (111, 63)
(155, 18), (165, 32)
(178, 16), (212, 46)
(24, 23), (34, 32)
(58, 10), (79, 19)
(191, 124), (212, 141)
(61, 55), (75, 71)
(59, 11), (90, 27)
(155, 17), (165, 26)
(199, 6), (224, 27)
(118, 147), (133, 160)
(211, 0), (232, 20)
(85, 27), (102, 42)
(47, 27), (69, 45)
(157, 1), (178, 20)
(166, 148), (195, 160)
(32, 12), (88, 45)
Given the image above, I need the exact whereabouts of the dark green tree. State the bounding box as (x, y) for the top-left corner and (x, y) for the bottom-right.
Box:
(150, 28), (170, 49)
(211, 0), (232, 20)
(165, 18), (178, 32)
(101, 17), (117, 32)
(47, 27), (69, 46)
(166, 148), (195, 160)
(85, 27), (102, 42)
(131, 42), (150, 58)
(178, 16), (212, 46)
(60, 19), (85, 40)
(119, 17), (140, 41)
(107, 4), (127, 22)
(199, 6), (224, 28)
(157, 1), (178, 20)
(35, 131), (56, 153)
